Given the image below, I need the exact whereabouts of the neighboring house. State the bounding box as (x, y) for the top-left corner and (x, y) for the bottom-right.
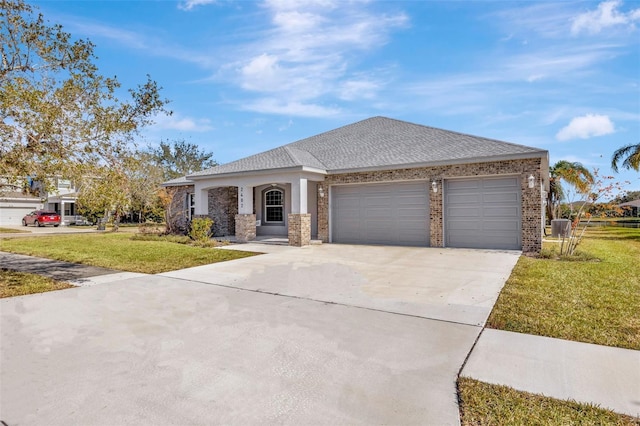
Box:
(0, 176), (84, 226)
(43, 177), (85, 226)
(619, 199), (640, 217)
(0, 177), (43, 226)
(164, 116), (549, 253)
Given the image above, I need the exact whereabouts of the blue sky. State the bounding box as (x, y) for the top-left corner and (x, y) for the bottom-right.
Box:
(37, 0), (640, 193)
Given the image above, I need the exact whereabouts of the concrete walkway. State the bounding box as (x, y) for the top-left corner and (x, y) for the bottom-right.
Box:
(461, 328), (640, 418)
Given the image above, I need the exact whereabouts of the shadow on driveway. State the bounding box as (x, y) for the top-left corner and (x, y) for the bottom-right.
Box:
(0, 251), (119, 281)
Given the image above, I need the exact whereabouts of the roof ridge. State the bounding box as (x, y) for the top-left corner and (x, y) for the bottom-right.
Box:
(281, 145), (300, 165)
(380, 116), (546, 152)
(284, 145), (327, 169)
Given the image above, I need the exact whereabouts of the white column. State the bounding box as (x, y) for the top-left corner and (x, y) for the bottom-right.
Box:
(291, 178), (308, 214)
(238, 185), (254, 214)
(194, 186), (208, 215)
(60, 200), (66, 225)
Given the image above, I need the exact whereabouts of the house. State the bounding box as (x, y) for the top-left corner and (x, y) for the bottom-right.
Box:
(164, 117), (549, 253)
(0, 177), (43, 226)
(43, 177), (85, 225)
(619, 199), (640, 217)
(0, 176), (83, 226)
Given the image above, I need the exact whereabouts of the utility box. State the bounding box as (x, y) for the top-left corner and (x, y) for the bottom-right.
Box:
(551, 219), (571, 237)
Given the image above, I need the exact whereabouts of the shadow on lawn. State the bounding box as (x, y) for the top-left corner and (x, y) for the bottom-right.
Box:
(584, 228), (640, 242)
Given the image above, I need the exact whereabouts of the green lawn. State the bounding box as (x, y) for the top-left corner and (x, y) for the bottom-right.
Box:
(486, 227), (640, 350)
(459, 227), (640, 425)
(0, 269), (74, 298)
(0, 233), (258, 274)
(458, 378), (640, 426)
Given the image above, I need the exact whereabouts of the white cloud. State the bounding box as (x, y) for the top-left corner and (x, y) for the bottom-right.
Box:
(339, 79), (380, 101)
(556, 114), (615, 141)
(224, 1), (408, 112)
(154, 114), (214, 132)
(571, 0), (640, 35)
(178, 0), (217, 11)
(241, 99), (340, 117)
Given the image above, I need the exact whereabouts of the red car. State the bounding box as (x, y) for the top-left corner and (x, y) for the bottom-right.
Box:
(22, 210), (61, 227)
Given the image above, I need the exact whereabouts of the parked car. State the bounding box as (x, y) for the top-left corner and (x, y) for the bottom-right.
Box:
(22, 210), (61, 227)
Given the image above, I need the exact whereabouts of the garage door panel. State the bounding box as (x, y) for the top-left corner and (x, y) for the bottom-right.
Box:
(483, 206), (520, 217)
(447, 180), (480, 190)
(448, 207), (480, 218)
(445, 177), (521, 250)
(448, 220), (481, 231)
(483, 192), (519, 203)
(483, 220), (520, 231)
(448, 193), (481, 204)
(482, 178), (519, 189)
(332, 182), (429, 246)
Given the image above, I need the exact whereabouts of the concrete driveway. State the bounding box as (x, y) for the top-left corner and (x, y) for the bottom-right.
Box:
(0, 244), (519, 425)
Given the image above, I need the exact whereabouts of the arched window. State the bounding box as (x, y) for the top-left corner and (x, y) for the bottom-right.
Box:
(264, 188), (284, 223)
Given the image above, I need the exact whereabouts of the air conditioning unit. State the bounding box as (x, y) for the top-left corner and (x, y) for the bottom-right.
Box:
(550, 219), (571, 237)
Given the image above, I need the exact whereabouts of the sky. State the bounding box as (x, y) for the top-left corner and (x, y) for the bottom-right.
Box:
(35, 0), (640, 194)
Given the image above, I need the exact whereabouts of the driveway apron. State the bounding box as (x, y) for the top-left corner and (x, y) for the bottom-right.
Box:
(0, 244), (519, 425)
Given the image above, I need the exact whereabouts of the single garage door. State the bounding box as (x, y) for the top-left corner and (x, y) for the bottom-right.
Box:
(445, 177), (521, 250)
(0, 206), (39, 226)
(331, 181), (429, 246)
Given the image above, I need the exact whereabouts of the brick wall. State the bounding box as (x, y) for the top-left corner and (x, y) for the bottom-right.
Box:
(317, 158), (543, 253)
(164, 185), (191, 234)
(165, 185), (237, 236)
(235, 213), (256, 242)
(207, 187), (238, 237)
(288, 213), (311, 247)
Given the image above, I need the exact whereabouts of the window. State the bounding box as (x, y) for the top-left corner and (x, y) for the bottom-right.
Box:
(187, 193), (195, 219)
(264, 189), (284, 223)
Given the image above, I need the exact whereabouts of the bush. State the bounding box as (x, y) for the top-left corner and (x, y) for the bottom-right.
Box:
(188, 217), (214, 243)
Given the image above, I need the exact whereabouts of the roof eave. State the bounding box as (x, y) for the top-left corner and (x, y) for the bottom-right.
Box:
(327, 151), (549, 175)
(187, 166), (327, 180)
(161, 180), (195, 187)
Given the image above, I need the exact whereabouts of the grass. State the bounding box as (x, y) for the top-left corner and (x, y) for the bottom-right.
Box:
(486, 227), (640, 350)
(0, 269), (74, 298)
(0, 232), (258, 274)
(0, 227), (29, 233)
(458, 377), (640, 426)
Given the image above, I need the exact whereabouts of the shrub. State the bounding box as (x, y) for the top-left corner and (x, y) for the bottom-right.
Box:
(188, 217), (214, 243)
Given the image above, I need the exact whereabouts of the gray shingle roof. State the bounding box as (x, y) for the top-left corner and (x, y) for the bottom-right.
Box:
(619, 199), (640, 208)
(161, 176), (194, 187)
(188, 116), (546, 178)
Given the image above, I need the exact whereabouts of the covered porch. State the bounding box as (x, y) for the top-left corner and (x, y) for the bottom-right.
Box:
(191, 169), (326, 247)
(46, 193), (87, 226)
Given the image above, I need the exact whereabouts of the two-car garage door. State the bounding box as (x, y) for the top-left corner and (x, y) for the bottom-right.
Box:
(330, 176), (522, 250)
(331, 181), (429, 246)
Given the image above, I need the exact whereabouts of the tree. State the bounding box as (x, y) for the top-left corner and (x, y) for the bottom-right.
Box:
(547, 160), (594, 221)
(124, 152), (166, 222)
(611, 143), (640, 172)
(555, 169), (627, 256)
(76, 151), (167, 228)
(612, 190), (640, 204)
(0, 0), (170, 192)
(149, 139), (217, 181)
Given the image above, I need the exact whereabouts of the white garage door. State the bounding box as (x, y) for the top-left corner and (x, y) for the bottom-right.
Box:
(445, 177), (521, 250)
(331, 181), (429, 246)
(0, 206), (39, 226)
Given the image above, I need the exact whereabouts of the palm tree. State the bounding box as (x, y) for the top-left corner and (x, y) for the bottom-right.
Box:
(547, 160), (594, 221)
(611, 143), (640, 172)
